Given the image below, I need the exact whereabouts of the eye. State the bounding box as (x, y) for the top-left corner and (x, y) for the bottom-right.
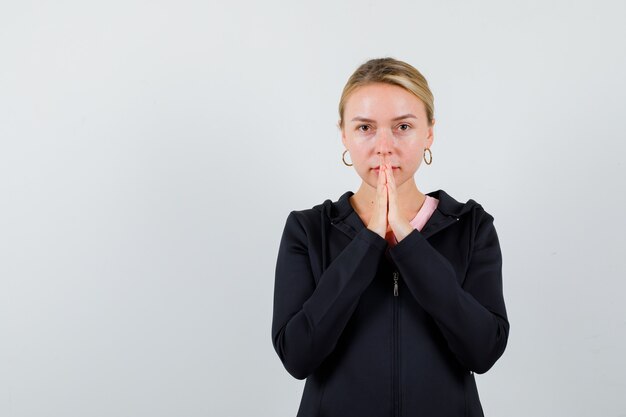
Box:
(357, 124), (371, 132)
(398, 123), (411, 131)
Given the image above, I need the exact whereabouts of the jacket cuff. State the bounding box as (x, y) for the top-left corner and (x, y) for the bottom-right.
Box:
(388, 228), (423, 259)
(355, 227), (388, 251)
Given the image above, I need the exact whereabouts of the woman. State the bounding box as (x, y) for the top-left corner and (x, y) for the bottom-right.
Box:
(271, 57), (509, 417)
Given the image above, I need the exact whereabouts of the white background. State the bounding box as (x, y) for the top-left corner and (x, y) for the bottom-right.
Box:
(1, 1), (625, 416)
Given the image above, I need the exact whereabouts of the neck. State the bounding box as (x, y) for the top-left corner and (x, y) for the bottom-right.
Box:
(350, 177), (426, 222)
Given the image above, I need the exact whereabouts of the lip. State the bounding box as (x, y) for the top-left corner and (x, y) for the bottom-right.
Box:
(372, 167), (399, 170)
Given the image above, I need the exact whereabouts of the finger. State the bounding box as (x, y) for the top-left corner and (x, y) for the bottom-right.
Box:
(377, 163), (386, 202)
(382, 167), (390, 232)
(380, 166), (388, 205)
(385, 163), (398, 228)
(387, 162), (397, 198)
(382, 165), (389, 203)
(373, 164), (382, 210)
(378, 165), (387, 209)
(387, 162), (396, 185)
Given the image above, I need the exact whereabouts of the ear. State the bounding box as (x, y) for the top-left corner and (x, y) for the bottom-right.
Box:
(426, 118), (435, 148)
(339, 121), (347, 148)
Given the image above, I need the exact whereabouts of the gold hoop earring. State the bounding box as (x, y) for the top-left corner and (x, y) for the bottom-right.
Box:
(423, 148), (433, 165)
(342, 149), (353, 166)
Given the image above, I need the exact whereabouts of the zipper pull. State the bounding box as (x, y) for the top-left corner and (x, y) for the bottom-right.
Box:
(393, 271), (399, 296)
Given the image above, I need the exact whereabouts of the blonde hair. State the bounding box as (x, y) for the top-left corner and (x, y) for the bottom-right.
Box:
(338, 57), (435, 128)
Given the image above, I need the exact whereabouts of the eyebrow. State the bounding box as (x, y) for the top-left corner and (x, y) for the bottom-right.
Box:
(350, 114), (418, 123)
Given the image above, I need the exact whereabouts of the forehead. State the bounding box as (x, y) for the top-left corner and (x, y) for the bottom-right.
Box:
(344, 83), (426, 120)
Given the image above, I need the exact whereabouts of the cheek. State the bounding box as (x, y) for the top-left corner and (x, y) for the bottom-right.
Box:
(349, 148), (368, 164)
(397, 152), (422, 173)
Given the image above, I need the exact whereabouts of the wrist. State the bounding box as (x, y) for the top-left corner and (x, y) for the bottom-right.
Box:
(391, 222), (414, 242)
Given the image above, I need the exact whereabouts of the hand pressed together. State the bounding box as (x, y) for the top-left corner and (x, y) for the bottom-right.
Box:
(367, 156), (415, 243)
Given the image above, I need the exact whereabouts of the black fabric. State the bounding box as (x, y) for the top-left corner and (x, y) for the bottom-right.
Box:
(271, 189), (509, 417)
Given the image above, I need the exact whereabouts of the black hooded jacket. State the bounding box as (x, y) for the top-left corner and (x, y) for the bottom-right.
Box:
(271, 189), (509, 417)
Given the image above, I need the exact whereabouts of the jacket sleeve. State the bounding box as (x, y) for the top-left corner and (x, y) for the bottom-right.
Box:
(271, 211), (387, 380)
(388, 208), (509, 374)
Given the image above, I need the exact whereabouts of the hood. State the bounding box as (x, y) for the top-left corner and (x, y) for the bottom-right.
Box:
(314, 189), (479, 224)
(311, 189), (481, 271)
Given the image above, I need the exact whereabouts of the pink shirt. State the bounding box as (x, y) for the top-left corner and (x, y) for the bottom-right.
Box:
(386, 195), (439, 247)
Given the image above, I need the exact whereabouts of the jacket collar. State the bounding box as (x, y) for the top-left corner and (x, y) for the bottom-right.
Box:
(318, 189), (477, 240)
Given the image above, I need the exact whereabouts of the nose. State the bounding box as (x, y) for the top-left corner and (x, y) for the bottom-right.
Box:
(375, 129), (393, 157)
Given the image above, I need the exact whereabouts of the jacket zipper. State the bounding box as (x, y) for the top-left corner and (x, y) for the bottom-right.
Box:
(393, 271), (399, 297)
(392, 270), (400, 417)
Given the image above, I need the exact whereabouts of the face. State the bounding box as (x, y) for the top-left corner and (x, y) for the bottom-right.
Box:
(341, 82), (434, 190)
